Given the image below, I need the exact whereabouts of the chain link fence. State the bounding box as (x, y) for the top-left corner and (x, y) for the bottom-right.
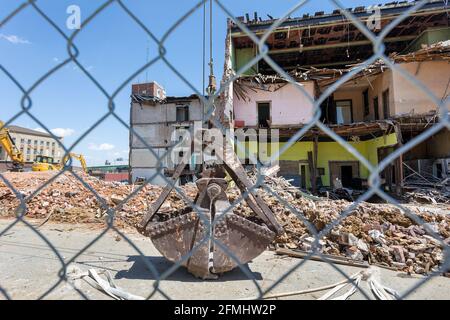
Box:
(0, 0), (449, 300)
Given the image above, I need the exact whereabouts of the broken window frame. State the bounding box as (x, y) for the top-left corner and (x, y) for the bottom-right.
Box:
(176, 105), (190, 122)
(334, 99), (353, 125)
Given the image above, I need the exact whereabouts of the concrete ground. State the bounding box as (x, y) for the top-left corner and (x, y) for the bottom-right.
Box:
(0, 218), (449, 300)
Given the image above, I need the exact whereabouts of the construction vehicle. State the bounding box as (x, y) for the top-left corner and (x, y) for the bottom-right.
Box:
(0, 121), (25, 171)
(32, 155), (60, 172)
(32, 153), (87, 173)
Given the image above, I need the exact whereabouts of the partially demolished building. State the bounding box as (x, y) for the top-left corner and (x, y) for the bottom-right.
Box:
(226, 0), (450, 196)
(129, 83), (203, 184)
(129, 0), (449, 197)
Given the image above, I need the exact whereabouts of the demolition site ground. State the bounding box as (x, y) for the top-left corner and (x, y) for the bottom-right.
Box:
(0, 171), (449, 300)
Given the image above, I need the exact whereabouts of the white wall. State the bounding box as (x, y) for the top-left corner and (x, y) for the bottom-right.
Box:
(131, 99), (203, 124)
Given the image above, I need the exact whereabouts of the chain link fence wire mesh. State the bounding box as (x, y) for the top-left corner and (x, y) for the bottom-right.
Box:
(0, 0), (449, 300)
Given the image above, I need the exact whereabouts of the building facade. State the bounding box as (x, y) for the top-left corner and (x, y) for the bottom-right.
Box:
(0, 126), (64, 164)
(129, 82), (204, 185)
(226, 0), (450, 194)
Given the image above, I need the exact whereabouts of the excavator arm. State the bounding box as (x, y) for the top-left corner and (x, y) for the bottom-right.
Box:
(0, 121), (25, 171)
(62, 153), (87, 173)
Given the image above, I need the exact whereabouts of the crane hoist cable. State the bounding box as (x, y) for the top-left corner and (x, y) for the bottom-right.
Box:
(203, 0), (206, 98)
(206, 0), (216, 95)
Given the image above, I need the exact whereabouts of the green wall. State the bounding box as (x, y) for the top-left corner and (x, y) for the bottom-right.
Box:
(407, 27), (450, 52)
(236, 133), (398, 187)
(233, 47), (258, 75)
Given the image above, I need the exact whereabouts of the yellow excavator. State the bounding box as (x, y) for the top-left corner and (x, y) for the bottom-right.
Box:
(0, 121), (25, 171)
(32, 153), (87, 173)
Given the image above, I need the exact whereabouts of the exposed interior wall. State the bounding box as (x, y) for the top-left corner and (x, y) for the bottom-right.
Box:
(233, 47), (258, 75)
(328, 60), (450, 121)
(239, 133), (398, 188)
(427, 129), (450, 159)
(392, 60), (450, 115)
(333, 89), (365, 122)
(406, 128), (450, 160)
(233, 82), (315, 127)
(407, 27), (450, 52)
(331, 70), (394, 122)
(367, 70), (394, 120)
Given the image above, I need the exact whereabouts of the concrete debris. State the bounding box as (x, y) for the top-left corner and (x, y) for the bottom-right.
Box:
(405, 190), (449, 204)
(404, 176), (450, 204)
(345, 247), (364, 261)
(369, 230), (387, 245)
(0, 171), (449, 276)
(392, 246), (406, 264)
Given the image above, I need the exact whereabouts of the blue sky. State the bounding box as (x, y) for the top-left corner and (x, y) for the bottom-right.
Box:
(1, 0), (383, 166)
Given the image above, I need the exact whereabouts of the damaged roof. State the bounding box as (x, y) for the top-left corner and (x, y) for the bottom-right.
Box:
(231, 0), (448, 32)
(233, 40), (450, 90)
(131, 94), (203, 105)
(231, 0), (449, 70)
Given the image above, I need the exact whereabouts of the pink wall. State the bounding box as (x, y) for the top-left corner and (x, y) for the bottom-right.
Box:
(233, 82), (315, 127)
(393, 61), (450, 115)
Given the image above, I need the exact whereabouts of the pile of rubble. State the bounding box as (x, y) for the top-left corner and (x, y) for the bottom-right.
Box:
(0, 171), (196, 228)
(234, 177), (449, 275)
(0, 171), (448, 276)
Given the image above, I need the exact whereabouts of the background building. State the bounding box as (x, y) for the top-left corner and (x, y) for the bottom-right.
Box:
(130, 82), (204, 185)
(87, 164), (130, 183)
(0, 126), (64, 166)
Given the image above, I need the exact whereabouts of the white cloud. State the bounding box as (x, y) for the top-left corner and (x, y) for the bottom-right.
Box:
(51, 128), (75, 137)
(34, 127), (75, 137)
(0, 34), (30, 44)
(89, 143), (115, 151)
(53, 57), (60, 63)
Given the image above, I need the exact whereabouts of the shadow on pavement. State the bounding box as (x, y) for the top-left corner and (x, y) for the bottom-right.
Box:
(115, 255), (263, 282)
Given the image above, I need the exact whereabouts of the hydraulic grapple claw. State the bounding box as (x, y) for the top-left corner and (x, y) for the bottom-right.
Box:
(139, 157), (283, 279)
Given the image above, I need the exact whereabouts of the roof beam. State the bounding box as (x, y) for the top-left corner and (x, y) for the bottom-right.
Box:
(266, 35), (416, 55)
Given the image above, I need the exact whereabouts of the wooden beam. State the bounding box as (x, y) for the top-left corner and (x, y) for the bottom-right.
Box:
(266, 36), (416, 55)
(308, 151), (317, 194)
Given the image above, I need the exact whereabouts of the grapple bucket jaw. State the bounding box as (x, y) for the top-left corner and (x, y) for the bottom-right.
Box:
(144, 211), (275, 279)
(138, 160), (282, 279)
